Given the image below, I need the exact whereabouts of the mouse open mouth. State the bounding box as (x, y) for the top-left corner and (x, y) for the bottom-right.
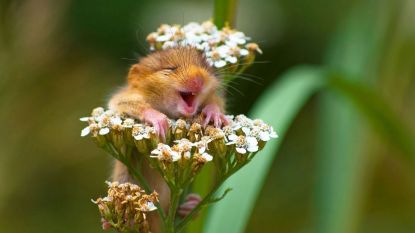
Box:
(179, 91), (196, 107)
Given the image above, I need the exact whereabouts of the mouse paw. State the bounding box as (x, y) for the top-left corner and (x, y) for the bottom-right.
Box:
(142, 108), (168, 142)
(202, 104), (228, 128)
(177, 193), (202, 218)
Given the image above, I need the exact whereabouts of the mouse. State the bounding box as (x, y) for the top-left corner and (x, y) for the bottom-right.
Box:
(108, 46), (228, 232)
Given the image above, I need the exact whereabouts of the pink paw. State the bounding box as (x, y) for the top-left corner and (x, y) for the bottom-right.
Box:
(202, 104), (228, 128)
(177, 193), (202, 218)
(142, 108), (168, 142)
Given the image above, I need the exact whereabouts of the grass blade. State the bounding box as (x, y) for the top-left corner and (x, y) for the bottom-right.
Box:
(204, 66), (326, 233)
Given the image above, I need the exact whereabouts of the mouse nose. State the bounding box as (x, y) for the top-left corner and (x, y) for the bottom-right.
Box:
(187, 76), (204, 93)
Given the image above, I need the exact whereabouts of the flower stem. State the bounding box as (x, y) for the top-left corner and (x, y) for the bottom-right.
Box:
(175, 177), (226, 233)
(166, 189), (182, 233)
(213, 0), (238, 28)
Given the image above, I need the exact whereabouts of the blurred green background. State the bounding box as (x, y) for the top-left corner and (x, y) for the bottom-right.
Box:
(1, 0), (414, 232)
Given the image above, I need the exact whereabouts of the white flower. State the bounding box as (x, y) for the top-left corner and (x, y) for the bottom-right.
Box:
(226, 135), (258, 154)
(174, 138), (194, 159)
(122, 118), (135, 128)
(132, 124), (151, 140)
(91, 107), (105, 118)
(174, 119), (189, 130)
(146, 20), (261, 70)
(252, 119), (278, 141)
(233, 114), (253, 132)
(151, 144), (180, 162)
(96, 115), (111, 135)
(81, 123), (100, 137)
(222, 125), (237, 143)
(228, 31), (248, 45)
(194, 136), (212, 153)
(110, 116), (123, 128)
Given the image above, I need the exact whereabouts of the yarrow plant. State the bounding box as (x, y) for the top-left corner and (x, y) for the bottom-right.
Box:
(84, 17), (275, 233)
(92, 181), (159, 233)
(146, 20), (262, 82)
(82, 107), (277, 233)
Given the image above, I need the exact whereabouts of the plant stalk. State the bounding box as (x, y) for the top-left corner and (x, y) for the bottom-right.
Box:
(213, 0), (238, 28)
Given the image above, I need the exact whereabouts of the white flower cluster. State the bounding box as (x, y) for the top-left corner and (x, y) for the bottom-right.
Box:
(151, 140), (213, 163)
(81, 107), (278, 160)
(146, 20), (262, 68)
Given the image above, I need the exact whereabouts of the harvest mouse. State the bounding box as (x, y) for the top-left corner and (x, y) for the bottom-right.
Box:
(108, 46), (227, 232)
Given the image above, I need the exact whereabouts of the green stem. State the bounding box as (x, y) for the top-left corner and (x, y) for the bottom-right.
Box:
(175, 177), (226, 233)
(213, 0), (238, 28)
(166, 189), (182, 233)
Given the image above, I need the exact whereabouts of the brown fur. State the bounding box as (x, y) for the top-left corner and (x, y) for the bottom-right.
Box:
(108, 47), (225, 233)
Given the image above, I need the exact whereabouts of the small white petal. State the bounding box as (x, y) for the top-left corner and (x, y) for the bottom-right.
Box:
(236, 147), (247, 154)
(146, 201), (157, 211)
(99, 127), (110, 135)
(214, 60), (226, 68)
(201, 153), (213, 161)
(184, 151), (191, 159)
(247, 145), (259, 152)
(246, 136), (258, 146)
(228, 134), (238, 141)
(81, 127), (90, 137)
(199, 146), (206, 154)
(110, 117), (122, 125)
(239, 49), (249, 56)
(171, 151), (181, 161)
(151, 149), (161, 155)
(242, 127), (250, 136)
(156, 34), (171, 42)
(259, 131), (271, 141)
(226, 56), (238, 64)
(80, 117), (90, 122)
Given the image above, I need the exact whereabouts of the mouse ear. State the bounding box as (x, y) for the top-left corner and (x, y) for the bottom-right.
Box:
(127, 64), (145, 82)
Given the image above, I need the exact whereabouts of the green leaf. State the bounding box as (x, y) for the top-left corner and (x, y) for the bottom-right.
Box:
(315, 1), (399, 233)
(204, 66), (326, 233)
(329, 75), (415, 158)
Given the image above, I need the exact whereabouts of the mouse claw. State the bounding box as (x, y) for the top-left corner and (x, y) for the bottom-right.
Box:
(202, 104), (227, 128)
(142, 108), (168, 142)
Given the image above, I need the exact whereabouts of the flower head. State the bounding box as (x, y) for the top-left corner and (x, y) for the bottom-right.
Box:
(151, 143), (181, 162)
(173, 138), (194, 159)
(132, 124), (151, 140)
(226, 135), (258, 154)
(92, 182), (158, 233)
(146, 20), (261, 71)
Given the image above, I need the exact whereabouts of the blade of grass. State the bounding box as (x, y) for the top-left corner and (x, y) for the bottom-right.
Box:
(329, 75), (415, 158)
(316, 1), (395, 233)
(204, 66), (326, 233)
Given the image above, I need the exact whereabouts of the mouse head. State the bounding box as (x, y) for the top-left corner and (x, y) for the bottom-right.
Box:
(127, 46), (219, 118)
